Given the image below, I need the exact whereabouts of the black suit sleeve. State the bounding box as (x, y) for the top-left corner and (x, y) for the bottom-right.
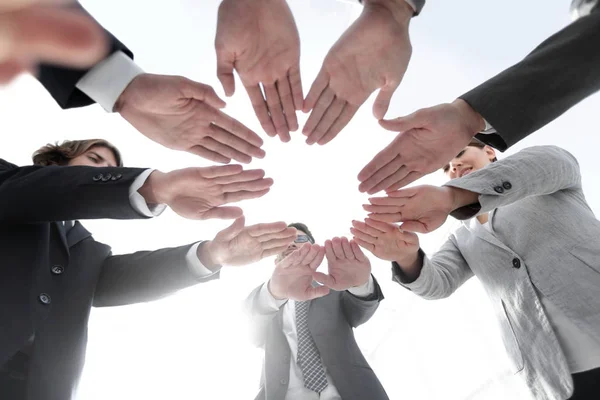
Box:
(0, 159), (148, 223)
(460, 6), (600, 151)
(341, 275), (384, 328)
(37, 3), (133, 109)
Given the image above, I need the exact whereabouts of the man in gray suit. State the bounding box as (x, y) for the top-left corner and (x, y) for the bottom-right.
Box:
(245, 223), (388, 400)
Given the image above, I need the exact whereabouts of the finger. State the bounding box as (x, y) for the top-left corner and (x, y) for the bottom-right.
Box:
(352, 219), (383, 235)
(0, 8), (107, 68)
(216, 216), (246, 241)
(277, 248), (303, 268)
(199, 164), (244, 179)
(307, 97), (345, 144)
(350, 240), (368, 262)
(223, 188), (271, 203)
(368, 196), (409, 206)
(301, 244), (322, 267)
(212, 168), (265, 184)
(261, 245), (291, 259)
(222, 178), (274, 193)
(367, 213), (402, 223)
(317, 104), (359, 146)
(247, 222), (289, 237)
(263, 82), (290, 142)
(385, 187), (420, 198)
(379, 109), (426, 133)
(213, 108), (264, 149)
(357, 146), (399, 189)
(199, 136), (252, 164)
(207, 124), (265, 162)
(189, 145), (231, 164)
(0, 0), (75, 13)
(181, 80), (226, 109)
(349, 228), (377, 245)
(303, 87), (334, 141)
(262, 237), (296, 250)
(0, 59), (29, 84)
(254, 227), (297, 242)
(372, 85), (397, 120)
(359, 155), (405, 195)
(340, 237), (354, 259)
(244, 84), (276, 137)
(400, 220), (430, 233)
(304, 285), (330, 300)
(303, 69), (328, 113)
(324, 240), (335, 261)
(215, 47), (236, 97)
(362, 204), (402, 214)
(331, 237), (345, 259)
(309, 246), (326, 270)
(368, 165), (410, 195)
(353, 237), (376, 254)
(288, 64), (303, 111)
(277, 76), (299, 132)
(364, 218), (397, 233)
(385, 171), (424, 192)
(200, 206), (243, 220)
(312, 271), (335, 287)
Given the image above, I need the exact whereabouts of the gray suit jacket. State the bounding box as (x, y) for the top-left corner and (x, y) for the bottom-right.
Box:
(246, 278), (388, 400)
(393, 146), (600, 400)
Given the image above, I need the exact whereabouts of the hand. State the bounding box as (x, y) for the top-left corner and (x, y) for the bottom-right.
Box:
(358, 99), (485, 194)
(216, 0), (302, 142)
(268, 244), (329, 301)
(139, 165), (273, 220)
(365, 185), (456, 233)
(0, 0), (107, 83)
(115, 74), (265, 164)
(198, 217), (296, 268)
(302, 0), (413, 145)
(351, 218), (419, 264)
(312, 237), (371, 291)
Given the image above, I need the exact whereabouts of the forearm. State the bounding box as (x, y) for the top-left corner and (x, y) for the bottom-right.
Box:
(392, 249), (425, 283)
(244, 284), (286, 348)
(341, 276), (383, 327)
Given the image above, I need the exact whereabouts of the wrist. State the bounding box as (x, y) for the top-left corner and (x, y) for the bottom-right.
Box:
(196, 241), (222, 272)
(363, 0), (413, 25)
(445, 186), (480, 211)
(452, 98), (486, 138)
(138, 170), (168, 205)
(267, 279), (287, 301)
(394, 250), (422, 281)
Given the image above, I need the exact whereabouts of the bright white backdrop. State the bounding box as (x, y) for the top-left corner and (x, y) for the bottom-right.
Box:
(1, 1), (599, 399)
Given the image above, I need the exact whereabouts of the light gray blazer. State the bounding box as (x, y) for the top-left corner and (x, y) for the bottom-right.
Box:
(393, 146), (600, 400)
(245, 277), (387, 400)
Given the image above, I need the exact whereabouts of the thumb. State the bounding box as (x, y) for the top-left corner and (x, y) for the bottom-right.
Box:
(216, 216), (246, 241)
(216, 48), (236, 97)
(372, 85), (396, 120)
(379, 109), (425, 133)
(399, 220), (427, 233)
(179, 78), (226, 109)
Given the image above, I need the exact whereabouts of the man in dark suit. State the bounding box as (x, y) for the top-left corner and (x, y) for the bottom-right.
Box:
(0, 138), (295, 400)
(245, 223), (388, 400)
(358, 0), (600, 194)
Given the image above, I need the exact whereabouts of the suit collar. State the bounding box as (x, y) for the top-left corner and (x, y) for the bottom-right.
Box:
(54, 221), (92, 255)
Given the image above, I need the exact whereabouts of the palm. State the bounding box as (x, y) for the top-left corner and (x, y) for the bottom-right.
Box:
(325, 259), (370, 291)
(274, 268), (316, 300)
(373, 231), (419, 262)
(221, 233), (264, 266)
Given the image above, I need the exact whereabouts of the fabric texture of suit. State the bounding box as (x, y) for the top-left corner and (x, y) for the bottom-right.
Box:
(392, 146), (600, 400)
(37, 3), (133, 109)
(0, 159), (217, 400)
(245, 277), (388, 400)
(461, 4), (600, 151)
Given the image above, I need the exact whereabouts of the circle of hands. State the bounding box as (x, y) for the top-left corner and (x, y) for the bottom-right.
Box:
(2, 0), (480, 276)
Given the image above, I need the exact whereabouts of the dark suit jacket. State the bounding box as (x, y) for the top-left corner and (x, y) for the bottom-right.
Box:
(461, 3), (600, 151)
(0, 159), (217, 400)
(245, 277), (388, 400)
(37, 3), (133, 109)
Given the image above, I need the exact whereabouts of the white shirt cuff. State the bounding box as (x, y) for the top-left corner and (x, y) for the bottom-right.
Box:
(479, 118), (497, 135)
(257, 282), (288, 311)
(348, 275), (375, 298)
(129, 169), (167, 217)
(76, 51), (144, 112)
(186, 241), (221, 278)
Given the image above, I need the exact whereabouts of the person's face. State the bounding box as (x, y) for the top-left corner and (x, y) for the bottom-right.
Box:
(68, 146), (118, 168)
(443, 145), (496, 179)
(275, 230), (312, 264)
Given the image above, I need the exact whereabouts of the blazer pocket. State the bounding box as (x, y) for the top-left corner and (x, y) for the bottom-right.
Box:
(569, 243), (600, 273)
(498, 300), (525, 374)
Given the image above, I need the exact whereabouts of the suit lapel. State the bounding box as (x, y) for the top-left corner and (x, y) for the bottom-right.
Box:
(53, 221), (70, 257)
(66, 221), (92, 248)
(464, 212), (511, 253)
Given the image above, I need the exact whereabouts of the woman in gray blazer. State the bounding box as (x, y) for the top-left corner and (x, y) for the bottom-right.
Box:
(352, 141), (600, 400)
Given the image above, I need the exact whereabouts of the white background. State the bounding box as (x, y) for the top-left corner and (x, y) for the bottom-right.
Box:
(1, 1), (599, 399)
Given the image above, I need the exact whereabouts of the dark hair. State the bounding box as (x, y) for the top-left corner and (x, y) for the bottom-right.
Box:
(288, 222), (315, 244)
(442, 138), (497, 172)
(32, 139), (123, 167)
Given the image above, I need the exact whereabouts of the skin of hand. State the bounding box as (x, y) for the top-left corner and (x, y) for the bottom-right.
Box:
(311, 237), (371, 291)
(215, 0), (302, 142)
(137, 164), (273, 220)
(267, 243), (330, 301)
(0, 0), (107, 83)
(196, 216), (297, 270)
(301, 0), (413, 146)
(114, 74), (266, 164)
(365, 184), (479, 233)
(358, 99), (486, 194)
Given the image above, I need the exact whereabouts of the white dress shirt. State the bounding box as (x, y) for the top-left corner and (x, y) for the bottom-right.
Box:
(256, 276), (375, 400)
